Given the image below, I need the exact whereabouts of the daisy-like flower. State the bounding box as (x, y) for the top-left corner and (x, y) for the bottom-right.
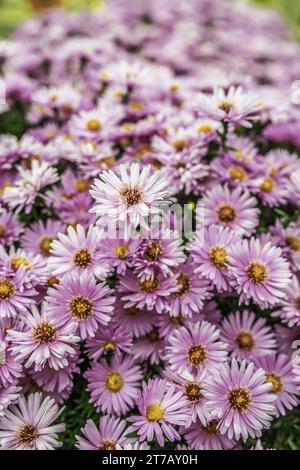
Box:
(273, 275), (300, 327)
(197, 86), (262, 128)
(206, 359), (277, 441)
(112, 296), (154, 337)
(0, 385), (21, 418)
(85, 325), (133, 362)
(85, 355), (143, 416)
(0, 270), (36, 318)
(97, 236), (141, 275)
(90, 163), (170, 232)
(167, 263), (212, 318)
(21, 219), (65, 258)
(131, 325), (165, 365)
(7, 305), (80, 371)
(45, 271), (115, 339)
(183, 418), (235, 450)
(119, 271), (178, 313)
(220, 310), (276, 361)
(253, 354), (299, 417)
(166, 321), (228, 375)
(202, 184), (259, 236)
(128, 378), (189, 447)
(75, 415), (130, 450)
(229, 238), (292, 309)
(3, 160), (59, 214)
(0, 393), (65, 450)
(48, 224), (110, 280)
(190, 225), (239, 291)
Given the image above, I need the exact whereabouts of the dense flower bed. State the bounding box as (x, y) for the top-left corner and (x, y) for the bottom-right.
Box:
(0, 0), (300, 450)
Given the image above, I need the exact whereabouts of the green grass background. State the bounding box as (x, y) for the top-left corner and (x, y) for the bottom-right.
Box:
(0, 0), (300, 450)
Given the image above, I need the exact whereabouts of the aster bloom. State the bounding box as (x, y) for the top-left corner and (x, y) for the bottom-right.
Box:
(113, 296), (154, 337)
(76, 415), (130, 451)
(90, 163), (170, 232)
(0, 270), (36, 318)
(128, 378), (189, 447)
(166, 321), (228, 375)
(45, 271), (115, 339)
(85, 325), (133, 362)
(220, 310), (276, 361)
(206, 359), (277, 441)
(97, 236), (140, 275)
(7, 305), (80, 371)
(202, 185), (259, 236)
(131, 325), (165, 365)
(253, 354), (299, 417)
(273, 275), (300, 327)
(21, 219), (65, 258)
(0, 393), (65, 450)
(190, 225), (239, 291)
(183, 418), (235, 450)
(49, 224), (110, 279)
(85, 355), (143, 416)
(229, 238), (292, 309)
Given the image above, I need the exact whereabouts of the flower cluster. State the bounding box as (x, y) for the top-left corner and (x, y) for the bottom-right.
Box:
(0, 0), (300, 451)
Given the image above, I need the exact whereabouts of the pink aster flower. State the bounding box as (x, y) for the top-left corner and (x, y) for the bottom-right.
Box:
(85, 325), (133, 362)
(85, 355), (143, 416)
(253, 354), (299, 417)
(206, 359), (277, 441)
(190, 225), (240, 291)
(112, 296), (155, 337)
(76, 415), (130, 451)
(166, 321), (228, 375)
(128, 378), (189, 447)
(90, 163), (170, 232)
(220, 310), (276, 361)
(131, 325), (165, 365)
(7, 305), (80, 371)
(0, 393), (65, 450)
(202, 184), (259, 236)
(21, 219), (65, 258)
(273, 275), (300, 327)
(49, 224), (110, 280)
(0, 270), (36, 318)
(183, 418), (235, 450)
(119, 271), (177, 313)
(229, 238), (292, 309)
(167, 263), (212, 318)
(45, 271), (115, 339)
(97, 236), (141, 275)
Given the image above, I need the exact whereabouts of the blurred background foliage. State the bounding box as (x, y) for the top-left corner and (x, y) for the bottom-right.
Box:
(0, 1), (300, 38)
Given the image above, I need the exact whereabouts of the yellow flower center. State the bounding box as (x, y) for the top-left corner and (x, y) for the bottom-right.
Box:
(217, 205), (236, 223)
(144, 241), (164, 262)
(139, 279), (160, 293)
(176, 273), (191, 296)
(0, 278), (15, 300)
(172, 139), (187, 151)
(185, 382), (202, 402)
(146, 403), (166, 422)
(125, 306), (140, 316)
(188, 345), (208, 367)
(105, 372), (124, 392)
(209, 246), (228, 268)
(228, 387), (252, 412)
(235, 331), (255, 350)
(103, 341), (117, 352)
(219, 100), (234, 113)
(68, 296), (93, 320)
(34, 321), (57, 344)
(114, 244), (129, 259)
(146, 327), (160, 342)
(286, 236), (300, 252)
(11, 256), (31, 271)
(260, 178), (275, 193)
(201, 419), (220, 435)
(99, 440), (116, 450)
(0, 224), (7, 237)
(73, 248), (92, 268)
(128, 101), (144, 111)
(39, 236), (54, 256)
(17, 424), (38, 447)
(229, 166), (247, 181)
(75, 179), (90, 192)
(247, 261), (268, 283)
(119, 184), (143, 207)
(265, 372), (282, 395)
(87, 119), (102, 132)
(197, 124), (214, 133)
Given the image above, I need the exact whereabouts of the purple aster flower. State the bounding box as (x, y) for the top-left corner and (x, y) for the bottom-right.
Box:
(85, 325), (133, 362)
(166, 321), (228, 375)
(90, 162), (170, 232)
(76, 415), (130, 451)
(85, 355), (143, 416)
(273, 275), (300, 327)
(113, 296), (155, 337)
(0, 393), (65, 450)
(229, 238), (292, 309)
(45, 271), (115, 339)
(49, 224), (110, 280)
(206, 359), (277, 441)
(7, 305), (80, 371)
(128, 378), (189, 447)
(190, 225), (240, 291)
(131, 325), (165, 365)
(220, 310), (276, 361)
(0, 270), (36, 319)
(183, 418), (235, 450)
(97, 236), (141, 275)
(119, 271), (177, 313)
(253, 353), (299, 417)
(21, 219), (65, 258)
(202, 184), (259, 236)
